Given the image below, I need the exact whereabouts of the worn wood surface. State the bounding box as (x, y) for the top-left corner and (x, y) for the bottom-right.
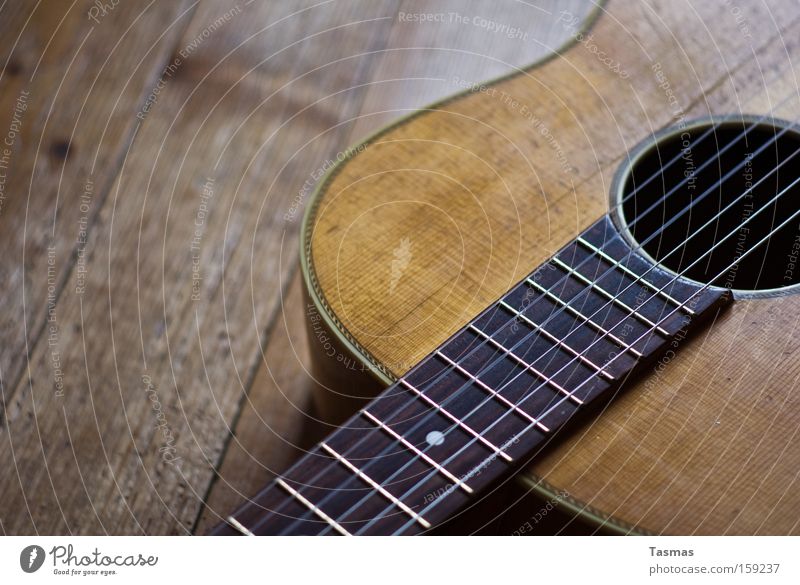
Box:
(0, 0), (588, 534)
(196, 0), (593, 533)
(302, 0), (800, 534)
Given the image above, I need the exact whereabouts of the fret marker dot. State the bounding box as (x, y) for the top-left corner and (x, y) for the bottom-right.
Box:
(426, 430), (445, 447)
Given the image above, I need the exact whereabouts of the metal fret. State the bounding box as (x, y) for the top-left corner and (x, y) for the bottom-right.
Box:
(575, 236), (696, 315)
(398, 378), (513, 462)
(276, 478), (352, 536)
(434, 350), (550, 432)
(494, 301), (615, 381)
(320, 442), (432, 529)
(225, 515), (255, 536)
(212, 216), (733, 537)
(525, 277), (644, 358)
(360, 409), (474, 494)
(466, 325), (584, 406)
(550, 256), (671, 337)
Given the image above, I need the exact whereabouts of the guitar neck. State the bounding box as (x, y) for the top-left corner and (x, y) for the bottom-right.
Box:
(211, 215), (731, 536)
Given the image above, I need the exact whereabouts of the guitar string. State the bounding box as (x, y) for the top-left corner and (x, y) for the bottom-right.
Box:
(330, 146), (800, 534)
(293, 130), (798, 536)
(258, 101), (796, 534)
(242, 63), (797, 531)
(247, 83), (798, 532)
(258, 107), (795, 533)
(388, 195), (800, 535)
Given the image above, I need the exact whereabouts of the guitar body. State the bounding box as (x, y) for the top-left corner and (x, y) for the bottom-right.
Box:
(299, 0), (800, 535)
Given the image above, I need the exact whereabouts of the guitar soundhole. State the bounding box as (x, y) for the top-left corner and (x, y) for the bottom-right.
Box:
(617, 118), (800, 293)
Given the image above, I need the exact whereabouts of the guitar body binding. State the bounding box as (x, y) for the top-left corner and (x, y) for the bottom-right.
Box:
(298, 0), (800, 534)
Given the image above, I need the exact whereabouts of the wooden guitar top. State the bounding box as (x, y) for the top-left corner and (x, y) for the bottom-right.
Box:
(301, 0), (800, 534)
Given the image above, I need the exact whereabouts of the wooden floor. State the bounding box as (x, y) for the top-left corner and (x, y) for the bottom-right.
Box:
(0, 0), (590, 534)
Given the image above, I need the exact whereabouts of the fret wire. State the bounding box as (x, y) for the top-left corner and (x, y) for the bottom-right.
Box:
(390, 298), (709, 536)
(244, 234), (676, 534)
(268, 229), (663, 533)
(403, 170), (800, 532)
(240, 139), (749, 533)
(447, 125), (800, 433)
(276, 478), (352, 536)
(234, 81), (790, 532)
(225, 515), (255, 536)
(357, 106), (800, 533)
(360, 409), (474, 494)
(464, 326), (584, 406)
(283, 240), (658, 534)
(269, 203), (710, 534)
(320, 442), (432, 529)
(395, 168), (800, 533)
(434, 350), (550, 431)
(399, 378), (513, 462)
(388, 129), (799, 533)
(575, 236), (695, 315)
(256, 130), (782, 533)
(303, 148), (785, 535)
(245, 81), (796, 532)
(493, 302), (615, 381)
(550, 256), (672, 337)
(401, 298), (730, 535)
(525, 277), (645, 358)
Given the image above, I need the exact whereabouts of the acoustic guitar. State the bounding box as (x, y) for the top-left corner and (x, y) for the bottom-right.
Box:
(212, 0), (800, 535)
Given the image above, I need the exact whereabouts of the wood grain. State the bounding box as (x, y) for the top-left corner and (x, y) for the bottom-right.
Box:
(0, 0), (197, 534)
(196, 0), (593, 533)
(302, 0), (800, 534)
(0, 0), (592, 535)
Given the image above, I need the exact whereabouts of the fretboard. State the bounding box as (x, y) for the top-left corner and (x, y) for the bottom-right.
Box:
(211, 215), (731, 536)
